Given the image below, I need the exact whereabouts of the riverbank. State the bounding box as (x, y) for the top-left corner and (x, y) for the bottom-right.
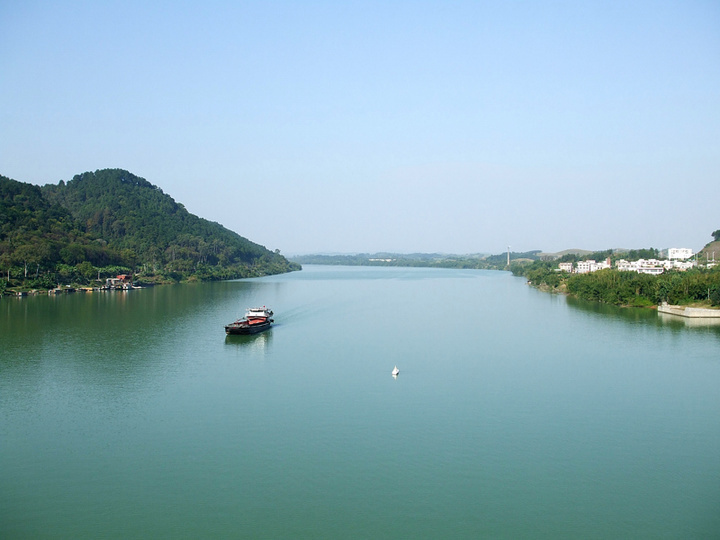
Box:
(658, 303), (720, 318)
(0, 285), (150, 297)
(515, 260), (720, 309)
(528, 278), (720, 312)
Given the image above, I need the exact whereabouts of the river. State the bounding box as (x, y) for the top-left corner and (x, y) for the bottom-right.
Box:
(2, 265), (719, 538)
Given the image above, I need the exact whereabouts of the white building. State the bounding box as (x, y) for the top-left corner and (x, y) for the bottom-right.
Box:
(573, 258), (611, 274)
(559, 254), (692, 275)
(672, 260), (695, 271)
(615, 257), (694, 275)
(616, 259), (661, 274)
(637, 264), (665, 275)
(668, 248), (693, 260)
(593, 258), (612, 271)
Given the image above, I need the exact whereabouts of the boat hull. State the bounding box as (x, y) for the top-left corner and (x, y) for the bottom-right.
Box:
(224, 320), (272, 335)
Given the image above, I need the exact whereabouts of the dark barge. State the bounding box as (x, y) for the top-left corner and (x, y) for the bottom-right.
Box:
(225, 307), (274, 335)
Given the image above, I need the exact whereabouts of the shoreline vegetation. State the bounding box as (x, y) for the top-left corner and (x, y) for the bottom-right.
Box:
(1, 169), (300, 296)
(508, 242), (720, 309)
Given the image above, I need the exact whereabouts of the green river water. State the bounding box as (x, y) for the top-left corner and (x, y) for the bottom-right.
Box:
(2, 265), (719, 538)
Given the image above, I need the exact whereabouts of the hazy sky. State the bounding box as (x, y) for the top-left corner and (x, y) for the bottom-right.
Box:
(1, 1), (718, 255)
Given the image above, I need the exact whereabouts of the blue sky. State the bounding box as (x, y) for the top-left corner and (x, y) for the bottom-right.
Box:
(1, 1), (718, 255)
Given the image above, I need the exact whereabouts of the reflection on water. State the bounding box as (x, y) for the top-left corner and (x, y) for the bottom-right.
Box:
(658, 311), (720, 328)
(565, 295), (656, 323)
(565, 295), (720, 337)
(224, 328), (273, 353)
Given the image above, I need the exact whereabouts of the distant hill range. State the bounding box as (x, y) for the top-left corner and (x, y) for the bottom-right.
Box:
(0, 168), (298, 289)
(290, 250), (543, 269)
(538, 249), (593, 259)
(293, 238), (720, 270)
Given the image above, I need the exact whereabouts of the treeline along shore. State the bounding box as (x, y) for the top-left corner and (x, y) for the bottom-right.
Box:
(509, 237), (720, 308)
(0, 169), (300, 295)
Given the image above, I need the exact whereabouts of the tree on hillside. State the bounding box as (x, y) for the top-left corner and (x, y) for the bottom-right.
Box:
(712, 229), (720, 242)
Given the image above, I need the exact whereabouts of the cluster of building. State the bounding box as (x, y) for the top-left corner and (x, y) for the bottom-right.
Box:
(558, 248), (696, 275)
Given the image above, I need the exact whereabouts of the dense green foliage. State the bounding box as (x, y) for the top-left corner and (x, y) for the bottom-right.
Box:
(291, 250), (541, 269)
(1, 169), (299, 291)
(512, 257), (720, 308)
(555, 248), (659, 264)
(1, 174), (125, 291)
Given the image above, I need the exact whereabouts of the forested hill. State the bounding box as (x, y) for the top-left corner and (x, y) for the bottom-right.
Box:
(0, 174), (109, 266)
(1, 169), (298, 290)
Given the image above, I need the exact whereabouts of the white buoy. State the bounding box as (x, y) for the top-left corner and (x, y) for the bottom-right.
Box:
(391, 365), (399, 376)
